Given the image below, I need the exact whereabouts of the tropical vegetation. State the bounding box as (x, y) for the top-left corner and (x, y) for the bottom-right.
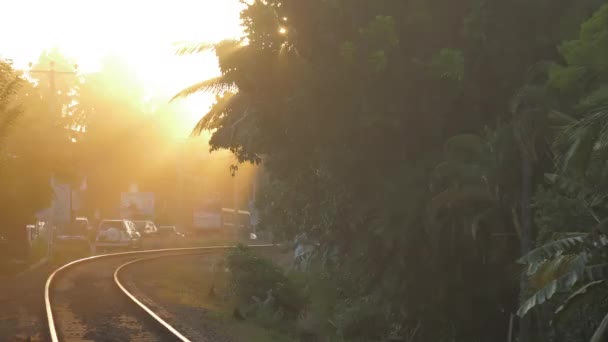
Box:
(176, 0), (608, 341)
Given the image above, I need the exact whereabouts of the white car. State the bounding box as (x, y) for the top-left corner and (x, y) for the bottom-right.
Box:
(95, 219), (142, 252)
(133, 220), (158, 236)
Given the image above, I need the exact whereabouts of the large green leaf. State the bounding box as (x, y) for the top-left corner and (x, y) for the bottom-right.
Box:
(518, 234), (587, 269)
(519, 262), (608, 317)
(553, 280), (605, 320)
(518, 253), (591, 317)
(591, 309), (608, 342)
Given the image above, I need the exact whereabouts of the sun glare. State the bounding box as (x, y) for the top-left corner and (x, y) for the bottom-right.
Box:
(0, 0), (245, 138)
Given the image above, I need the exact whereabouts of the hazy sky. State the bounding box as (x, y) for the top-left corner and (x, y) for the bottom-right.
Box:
(0, 0), (245, 134)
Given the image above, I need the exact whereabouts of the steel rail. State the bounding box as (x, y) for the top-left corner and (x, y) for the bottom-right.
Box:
(45, 244), (275, 342)
(114, 254), (201, 341)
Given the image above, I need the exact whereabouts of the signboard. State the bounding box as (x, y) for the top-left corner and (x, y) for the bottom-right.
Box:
(71, 190), (83, 212)
(191, 196), (222, 229)
(120, 192), (155, 219)
(53, 182), (71, 225)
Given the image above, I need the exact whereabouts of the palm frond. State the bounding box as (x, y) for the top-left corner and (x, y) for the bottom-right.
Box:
(171, 76), (237, 101)
(557, 106), (608, 146)
(547, 110), (577, 127)
(191, 109), (221, 136)
(561, 125), (599, 177)
(173, 42), (217, 56)
(544, 173), (599, 200)
(191, 93), (249, 136)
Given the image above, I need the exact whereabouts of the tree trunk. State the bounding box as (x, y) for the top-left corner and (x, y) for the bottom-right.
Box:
(518, 154), (533, 342)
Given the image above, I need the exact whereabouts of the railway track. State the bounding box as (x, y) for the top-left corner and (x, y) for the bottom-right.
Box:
(45, 245), (274, 342)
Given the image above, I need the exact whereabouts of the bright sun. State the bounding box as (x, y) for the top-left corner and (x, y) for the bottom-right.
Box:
(0, 0), (244, 138)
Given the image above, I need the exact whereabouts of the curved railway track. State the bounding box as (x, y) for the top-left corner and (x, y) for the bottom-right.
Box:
(45, 245), (274, 342)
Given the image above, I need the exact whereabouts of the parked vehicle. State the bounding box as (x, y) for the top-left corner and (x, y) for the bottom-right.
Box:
(132, 220), (158, 236)
(55, 220), (89, 243)
(95, 219), (142, 252)
(55, 219), (91, 256)
(220, 208), (250, 229)
(157, 225), (185, 238)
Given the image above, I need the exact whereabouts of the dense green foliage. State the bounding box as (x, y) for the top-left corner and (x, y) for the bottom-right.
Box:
(227, 245), (306, 319)
(177, 0), (608, 340)
(0, 59), (55, 231)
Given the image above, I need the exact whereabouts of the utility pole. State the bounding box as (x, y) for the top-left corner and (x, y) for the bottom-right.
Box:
(28, 61), (78, 227)
(29, 60), (78, 96)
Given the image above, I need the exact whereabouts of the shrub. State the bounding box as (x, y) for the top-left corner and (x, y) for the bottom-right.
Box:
(227, 244), (306, 318)
(334, 296), (390, 341)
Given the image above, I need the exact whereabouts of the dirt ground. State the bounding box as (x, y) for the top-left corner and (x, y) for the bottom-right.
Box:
(124, 250), (295, 342)
(0, 262), (53, 341)
(0, 229), (278, 342)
